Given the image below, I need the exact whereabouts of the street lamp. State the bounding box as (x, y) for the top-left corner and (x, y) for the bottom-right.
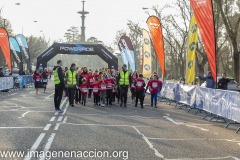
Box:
(77, 0), (89, 42)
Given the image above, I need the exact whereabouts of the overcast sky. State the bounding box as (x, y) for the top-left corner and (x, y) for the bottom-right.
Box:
(0, 0), (173, 47)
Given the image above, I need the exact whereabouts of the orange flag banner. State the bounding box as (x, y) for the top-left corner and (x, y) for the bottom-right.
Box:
(146, 16), (165, 77)
(0, 28), (12, 73)
(190, 0), (217, 82)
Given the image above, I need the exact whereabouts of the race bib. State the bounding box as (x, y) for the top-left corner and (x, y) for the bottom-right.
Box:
(152, 82), (158, 88)
(93, 88), (98, 92)
(137, 82), (142, 87)
(42, 79), (48, 82)
(90, 79), (93, 83)
(131, 83), (135, 88)
(36, 78), (40, 82)
(101, 85), (106, 89)
(82, 88), (88, 92)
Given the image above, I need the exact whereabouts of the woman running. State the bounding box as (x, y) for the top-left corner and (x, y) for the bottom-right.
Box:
(33, 70), (42, 94)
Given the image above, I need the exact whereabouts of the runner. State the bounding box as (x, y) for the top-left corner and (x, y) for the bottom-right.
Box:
(130, 71), (138, 103)
(99, 75), (107, 107)
(33, 70), (42, 94)
(92, 77), (100, 106)
(88, 71), (94, 98)
(80, 78), (89, 106)
(135, 74), (145, 108)
(105, 73), (114, 106)
(148, 74), (163, 108)
(42, 68), (49, 92)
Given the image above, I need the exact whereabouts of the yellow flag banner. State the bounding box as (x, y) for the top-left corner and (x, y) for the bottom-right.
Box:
(186, 15), (198, 84)
(142, 29), (152, 78)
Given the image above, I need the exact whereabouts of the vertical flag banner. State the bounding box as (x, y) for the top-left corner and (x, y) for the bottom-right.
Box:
(190, 0), (217, 82)
(146, 16), (165, 77)
(142, 29), (152, 78)
(0, 28), (12, 72)
(16, 34), (32, 73)
(118, 41), (129, 68)
(186, 15), (199, 84)
(118, 36), (135, 72)
(9, 37), (23, 72)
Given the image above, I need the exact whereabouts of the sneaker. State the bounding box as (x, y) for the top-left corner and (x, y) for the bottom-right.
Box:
(141, 105), (144, 108)
(71, 104), (74, 107)
(124, 104), (127, 107)
(151, 104), (153, 107)
(155, 106), (157, 108)
(120, 103), (123, 107)
(135, 104), (137, 107)
(57, 109), (63, 113)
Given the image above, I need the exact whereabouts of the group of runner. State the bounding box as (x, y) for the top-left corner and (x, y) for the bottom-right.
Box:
(51, 60), (163, 112)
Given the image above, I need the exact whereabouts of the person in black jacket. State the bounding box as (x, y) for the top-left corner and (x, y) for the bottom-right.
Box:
(218, 73), (231, 90)
(53, 60), (65, 112)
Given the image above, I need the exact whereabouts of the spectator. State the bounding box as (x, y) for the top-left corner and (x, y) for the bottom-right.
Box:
(198, 71), (216, 89)
(0, 68), (4, 77)
(218, 73), (231, 90)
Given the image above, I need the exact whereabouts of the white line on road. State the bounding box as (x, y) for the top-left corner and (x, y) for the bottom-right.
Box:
(44, 124), (51, 131)
(18, 111), (29, 118)
(57, 116), (63, 122)
(186, 124), (209, 132)
(60, 97), (68, 109)
(163, 116), (183, 125)
(23, 133), (45, 160)
(50, 116), (56, 122)
(132, 126), (164, 159)
(39, 133), (56, 160)
(62, 102), (69, 115)
(63, 117), (68, 123)
(54, 123), (60, 131)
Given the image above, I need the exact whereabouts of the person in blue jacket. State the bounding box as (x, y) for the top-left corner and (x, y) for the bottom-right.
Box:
(198, 71), (216, 89)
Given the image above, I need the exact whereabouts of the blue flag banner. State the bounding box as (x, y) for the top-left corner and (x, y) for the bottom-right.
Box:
(120, 51), (128, 69)
(9, 37), (23, 71)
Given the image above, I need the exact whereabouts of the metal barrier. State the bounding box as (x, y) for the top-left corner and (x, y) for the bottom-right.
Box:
(0, 76), (34, 95)
(161, 83), (240, 133)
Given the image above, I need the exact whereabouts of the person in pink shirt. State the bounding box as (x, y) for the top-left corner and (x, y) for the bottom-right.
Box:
(33, 70), (42, 94)
(92, 78), (100, 106)
(99, 75), (107, 107)
(104, 74), (114, 106)
(88, 72), (94, 98)
(148, 75), (163, 108)
(80, 78), (89, 106)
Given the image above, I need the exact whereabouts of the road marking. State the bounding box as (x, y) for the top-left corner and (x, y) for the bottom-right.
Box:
(10, 93), (17, 96)
(132, 126), (164, 159)
(54, 123), (60, 131)
(23, 133), (45, 160)
(50, 116), (56, 122)
(57, 116), (63, 122)
(18, 111), (30, 118)
(147, 137), (207, 141)
(186, 124), (209, 132)
(60, 97), (68, 109)
(62, 102), (69, 115)
(163, 116), (183, 125)
(63, 117), (68, 123)
(44, 124), (51, 131)
(39, 133), (56, 160)
(54, 112), (59, 116)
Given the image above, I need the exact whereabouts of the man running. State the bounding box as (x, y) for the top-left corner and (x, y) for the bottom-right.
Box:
(53, 60), (65, 112)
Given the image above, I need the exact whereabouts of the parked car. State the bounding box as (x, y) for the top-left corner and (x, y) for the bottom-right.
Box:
(200, 77), (240, 92)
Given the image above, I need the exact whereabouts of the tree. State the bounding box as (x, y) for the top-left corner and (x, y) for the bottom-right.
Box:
(214, 0), (240, 82)
(27, 36), (50, 65)
(64, 26), (81, 43)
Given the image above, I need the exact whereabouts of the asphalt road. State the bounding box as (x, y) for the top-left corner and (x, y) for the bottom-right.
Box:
(0, 81), (240, 160)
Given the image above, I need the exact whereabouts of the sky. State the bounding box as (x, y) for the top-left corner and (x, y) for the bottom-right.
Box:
(0, 0), (174, 47)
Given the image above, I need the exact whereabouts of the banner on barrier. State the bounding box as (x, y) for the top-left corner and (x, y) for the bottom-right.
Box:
(161, 83), (240, 123)
(0, 77), (14, 91)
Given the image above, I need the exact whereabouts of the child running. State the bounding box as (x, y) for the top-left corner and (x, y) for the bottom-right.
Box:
(135, 74), (145, 108)
(80, 78), (89, 106)
(92, 78), (100, 106)
(148, 75), (163, 108)
(105, 74), (114, 106)
(99, 75), (107, 107)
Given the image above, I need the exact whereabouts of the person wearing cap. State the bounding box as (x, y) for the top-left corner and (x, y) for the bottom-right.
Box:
(117, 64), (132, 107)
